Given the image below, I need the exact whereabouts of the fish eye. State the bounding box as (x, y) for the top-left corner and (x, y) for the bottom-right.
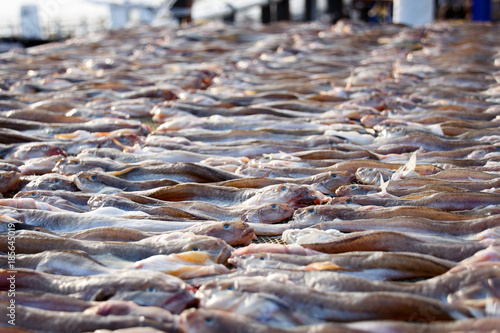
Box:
(368, 168), (374, 172)
(226, 285), (234, 290)
(345, 200), (352, 204)
(259, 257), (265, 261)
(351, 186), (357, 190)
(204, 317), (214, 325)
(72, 161), (80, 165)
(30, 192), (37, 197)
(41, 145), (48, 151)
(308, 208), (315, 213)
(146, 286), (156, 292)
(280, 186), (287, 192)
(223, 223), (230, 230)
(90, 175), (97, 181)
(192, 247), (199, 251)
(54, 179), (60, 184)
(271, 204), (277, 209)
(331, 174), (337, 178)
(119, 136), (127, 142)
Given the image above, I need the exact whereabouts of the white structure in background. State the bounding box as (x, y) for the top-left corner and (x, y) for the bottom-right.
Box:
(89, 0), (167, 28)
(393, 0), (434, 26)
(20, 5), (42, 39)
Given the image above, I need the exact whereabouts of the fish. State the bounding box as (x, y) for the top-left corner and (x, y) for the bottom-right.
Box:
(0, 229), (233, 263)
(332, 191), (500, 211)
(22, 173), (78, 191)
(105, 162), (244, 183)
(60, 220), (255, 246)
(1, 142), (67, 160)
(89, 193), (293, 224)
(18, 155), (65, 175)
(229, 251), (456, 281)
(71, 170), (180, 193)
(127, 183), (327, 208)
(217, 171), (354, 195)
(0, 302), (176, 333)
(292, 205), (478, 227)
(295, 229), (488, 261)
(177, 308), (371, 333)
(198, 276), (473, 322)
(313, 215), (500, 237)
(13, 190), (93, 212)
(0, 268), (196, 313)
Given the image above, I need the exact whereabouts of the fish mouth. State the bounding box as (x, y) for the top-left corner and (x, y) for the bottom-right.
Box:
(238, 227), (256, 246)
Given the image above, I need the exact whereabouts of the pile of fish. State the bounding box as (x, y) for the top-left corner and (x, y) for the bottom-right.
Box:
(1, 19), (500, 332)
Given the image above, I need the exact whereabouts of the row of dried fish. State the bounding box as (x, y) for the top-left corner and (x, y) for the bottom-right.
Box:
(1, 19), (500, 332)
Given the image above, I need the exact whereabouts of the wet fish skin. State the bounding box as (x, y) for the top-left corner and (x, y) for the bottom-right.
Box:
(2, 142), (67, 160)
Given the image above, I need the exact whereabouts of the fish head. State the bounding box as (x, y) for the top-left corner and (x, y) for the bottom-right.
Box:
(181, 236), (233, 264)
(0, 171), (21, 194)
(10, 143), (67, 160)
(228, 253), (284, 270)
(0, 163), (19, 172)
(360, 114), (385, 127)
(178, 308), (250, 333)
(310, 171), (355, 194)
(242, 203), (294, 224)
(335, 184), (377, 196)
(87, 194), (110, 210)
(355, 167), (391, 185)
(53, 157), (91, 175)
(24, 174), (77, 192)
(197, 221), (255, 247)
(292, 204), (352, 225)
(291, 205), (322, 225)
(71, 171), (112, 193)
(255, 184), (328, 208)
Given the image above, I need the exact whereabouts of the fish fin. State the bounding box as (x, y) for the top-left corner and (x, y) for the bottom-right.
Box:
(107, 166), (141, 177)
(379, 173), (389, 196)
(304, 261), (358, 272)
(391, 151), (417, 181)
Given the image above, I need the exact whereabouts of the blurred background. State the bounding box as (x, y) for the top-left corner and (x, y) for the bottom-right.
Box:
(0, 0), (499, 52)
